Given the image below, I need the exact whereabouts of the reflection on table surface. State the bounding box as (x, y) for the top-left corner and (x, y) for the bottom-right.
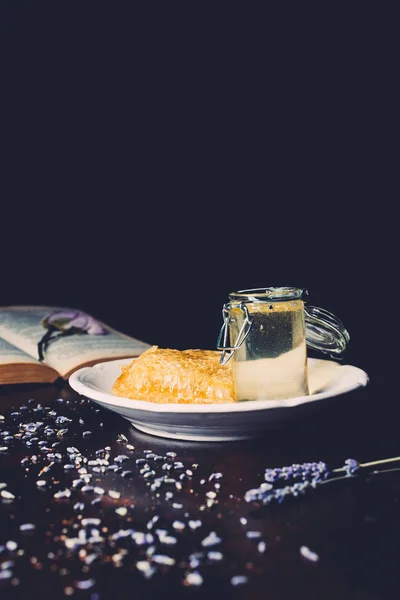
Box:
(0, 377), (399, 600)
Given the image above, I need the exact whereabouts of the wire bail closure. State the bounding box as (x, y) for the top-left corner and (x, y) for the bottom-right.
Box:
(216, 302), (254, 365)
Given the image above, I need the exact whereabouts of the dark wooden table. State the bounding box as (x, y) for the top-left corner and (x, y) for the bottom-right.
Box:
(1, 374), (399, 600)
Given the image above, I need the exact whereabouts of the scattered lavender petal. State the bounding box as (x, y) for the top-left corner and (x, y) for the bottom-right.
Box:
(81, 518), (101, 527)
(146, 516), (159, 529)
(6, 541), (18, 551)
(246, 531), (262, 539)
(132, 532), (146, 546)
(1, 490), (15, 500)
(158, 533), (177, 545)
(54, 489), (72, 499)
(75, 579), (96, 590)
(300, 545), (319, 562)
(108, 490), (121, 499)
(184, 571), (203, 586)
(209, 472), (223, 481)
(207, 551), (223, 561)
(19, 523), (36, 532)
(114, 455), (129, 463)
(136, 561), (156, 579)
(152, 555), (176, 566)
(231, 575), (248, 586)
(258, 541), (267, 553)
(201, 532), (221, 547)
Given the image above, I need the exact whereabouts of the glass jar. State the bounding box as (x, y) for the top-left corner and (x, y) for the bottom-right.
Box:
(216, 287), (349, 401)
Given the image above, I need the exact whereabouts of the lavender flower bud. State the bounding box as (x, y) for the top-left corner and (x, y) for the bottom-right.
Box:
(343, 458), (359, 476)
(42, 310), (106, 334)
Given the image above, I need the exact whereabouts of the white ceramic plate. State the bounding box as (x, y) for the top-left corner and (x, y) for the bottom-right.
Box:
(69, 358), (369, 442)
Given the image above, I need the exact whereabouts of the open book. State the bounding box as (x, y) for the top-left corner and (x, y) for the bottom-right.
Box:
(0, 306), (151, 385)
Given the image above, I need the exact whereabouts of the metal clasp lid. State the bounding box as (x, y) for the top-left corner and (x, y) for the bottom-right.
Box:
(216, 302), (254, 365)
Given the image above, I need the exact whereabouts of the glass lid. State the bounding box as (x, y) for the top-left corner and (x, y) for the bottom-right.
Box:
(305, 305), (350, 357)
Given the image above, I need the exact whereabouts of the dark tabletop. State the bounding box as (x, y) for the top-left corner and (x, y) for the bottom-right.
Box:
(1, 373), (399, 600)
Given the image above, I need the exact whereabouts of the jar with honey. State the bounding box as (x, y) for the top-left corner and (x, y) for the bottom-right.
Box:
(217, 287), (349, 401)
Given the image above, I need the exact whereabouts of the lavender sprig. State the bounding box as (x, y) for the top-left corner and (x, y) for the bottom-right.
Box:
(38, 309), (107, 361)
(245, 461), (329, 505)
(245, 480), (315, 505)
(245, 456), (400, 506)
(264, 461), (329, 484)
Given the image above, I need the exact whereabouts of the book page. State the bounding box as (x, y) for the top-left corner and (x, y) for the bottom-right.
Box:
(0, 306), (151, 377)
(0, 337), (41, 366)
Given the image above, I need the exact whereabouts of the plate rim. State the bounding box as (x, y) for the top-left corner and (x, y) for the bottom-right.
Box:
(68, 357), (369, 414)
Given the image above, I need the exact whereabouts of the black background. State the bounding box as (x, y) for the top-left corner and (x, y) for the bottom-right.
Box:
(0, 2), (397, 384)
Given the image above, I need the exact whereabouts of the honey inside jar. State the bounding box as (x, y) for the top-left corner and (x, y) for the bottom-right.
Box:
(225, 291), (309, 401)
